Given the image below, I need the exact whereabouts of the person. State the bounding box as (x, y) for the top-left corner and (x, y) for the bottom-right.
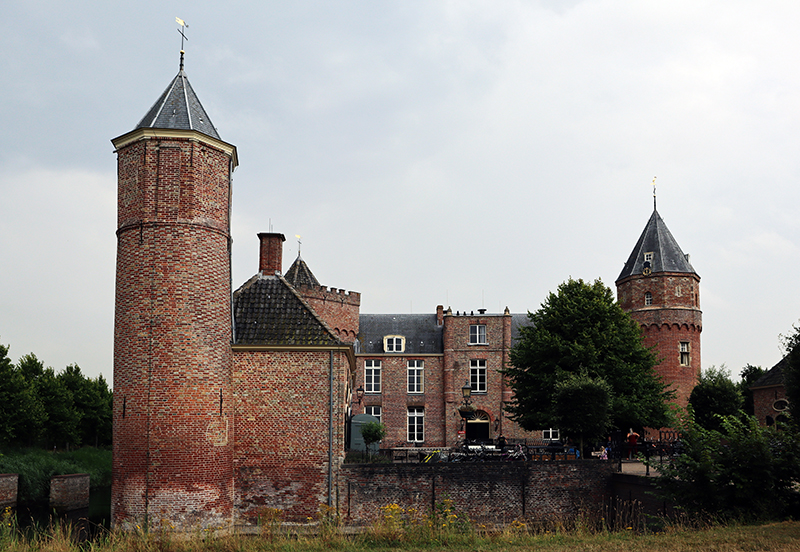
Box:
(496, 433), (507, 450)
(626, 428), (640, 459)
(599, 445), (608, 460)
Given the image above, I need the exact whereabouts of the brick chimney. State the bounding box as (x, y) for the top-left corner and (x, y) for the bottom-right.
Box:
(258, 233), (286, 275)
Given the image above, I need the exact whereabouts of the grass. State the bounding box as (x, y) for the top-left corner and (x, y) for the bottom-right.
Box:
(1, 504), (800, 552)
(0, 447), (111, 504)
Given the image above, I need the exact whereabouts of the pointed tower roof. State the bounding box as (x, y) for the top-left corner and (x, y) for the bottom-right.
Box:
(616, 209), (697, 282)
(284, 255), (321, 288)
(135, 54), (221, 140)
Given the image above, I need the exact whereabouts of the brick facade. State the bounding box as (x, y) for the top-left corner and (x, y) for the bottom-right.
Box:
(232, 348), (352, 523)
(617, 272), (702, 409)
(112, 131), (237, 530)
(354, 308), (538, 448)
(294, 286), (361, 343)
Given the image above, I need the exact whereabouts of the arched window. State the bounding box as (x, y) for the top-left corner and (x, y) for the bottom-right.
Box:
(644, 292), (653, 306)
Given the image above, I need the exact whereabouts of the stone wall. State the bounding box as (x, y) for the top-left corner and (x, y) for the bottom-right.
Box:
(340, 461), (615, 526)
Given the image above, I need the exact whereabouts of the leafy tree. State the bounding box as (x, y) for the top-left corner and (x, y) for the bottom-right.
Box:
(552, 372), (611, 458)
(0, 342), (45, 446)
(504, 278), (673, 432)
(655, 411), (800, 521)
(360, 421), (386, 461)
(781, 322), (800, 422)
(58, 365), (113, 447)
(689, 366), (742, 432)
(35, 367), (81, 449)
(738, 364), (765, 417)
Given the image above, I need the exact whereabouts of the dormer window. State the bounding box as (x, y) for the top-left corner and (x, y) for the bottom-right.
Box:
(645, 292), (653, 306)
(644, 252), (653, 263)
(384, 335), (405, 353)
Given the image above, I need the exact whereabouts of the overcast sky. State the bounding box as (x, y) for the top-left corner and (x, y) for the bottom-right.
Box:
(2, 1), (799, 384)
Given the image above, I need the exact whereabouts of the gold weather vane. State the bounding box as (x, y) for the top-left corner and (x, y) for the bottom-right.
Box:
(652, 176), (657, 210)
(176, 17), (189, 52)
(295, 235), (302, 255)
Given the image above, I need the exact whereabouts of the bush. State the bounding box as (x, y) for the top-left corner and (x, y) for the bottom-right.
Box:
(655, 411), (800, 521)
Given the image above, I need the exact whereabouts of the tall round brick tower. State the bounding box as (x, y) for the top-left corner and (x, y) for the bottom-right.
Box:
(615, 207), (702, 409)
(111, 53), (238, 530)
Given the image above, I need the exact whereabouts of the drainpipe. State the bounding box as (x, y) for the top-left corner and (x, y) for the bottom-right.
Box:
(328, 350), (334, 506)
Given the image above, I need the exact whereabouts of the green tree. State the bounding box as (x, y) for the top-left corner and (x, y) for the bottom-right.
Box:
(0, 343), (45, 446)
(35, 367), (81, 449)
(58, 365), (113, 447)
(504, 278), (673, 432)
(781, 322), (800, 422)
(738, 364), (765, 417)
(689, 366), (742, 432)
(360, 421), (386, 461)
(656, 412), (800, 521)
(552, 372), (611, 458)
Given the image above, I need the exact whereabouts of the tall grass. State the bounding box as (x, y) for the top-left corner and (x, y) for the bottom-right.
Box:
(0, 447), (111, 504)
(0, 511), (799, 552)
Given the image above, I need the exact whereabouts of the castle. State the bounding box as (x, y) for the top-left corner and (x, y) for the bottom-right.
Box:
(111, 55), (701, 530)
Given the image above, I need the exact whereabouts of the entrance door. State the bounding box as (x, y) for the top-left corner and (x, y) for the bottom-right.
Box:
(465, 410), (491, 443)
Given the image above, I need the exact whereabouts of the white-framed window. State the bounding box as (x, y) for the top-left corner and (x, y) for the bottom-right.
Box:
(679, 342), (690, 366)
(364, 360), (381, 393)
(365, 405), (382, 422)
(470, 359), (487, 393)
(543, 428), (560, 441)
(644, 252), (653, 263)
(469, 324), (487, 345)
(645, 291), (653, 306)
(384, 335), (405, 352)
(407, 407), (424, 443)
(407, 360), (424, 393)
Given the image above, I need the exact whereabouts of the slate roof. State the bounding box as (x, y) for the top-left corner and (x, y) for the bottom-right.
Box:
(616, 209), (697, 282)
(233, 274), (341, 346)
(284, 255), (321, 288)
(357, 314), (443, 354)
(751, 356), (788, 389)
(135, 59), (221, 140)
(356, 312), (532, 355)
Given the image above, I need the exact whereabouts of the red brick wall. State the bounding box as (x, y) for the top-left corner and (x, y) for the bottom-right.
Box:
(50, 474), (90, 512)
(113, 133), (235, 530)
(617, 273), (702, 409)
(232, 348), (352, 524)
(0, 474), (18, 508)
(358, 355), (445, 447)
(340, 461), (614, 527)
(753, 385), (787, 426)
(295, 286), (361, 343)
(442, 312), (537, 446)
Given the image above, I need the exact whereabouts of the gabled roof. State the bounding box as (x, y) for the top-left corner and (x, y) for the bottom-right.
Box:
(616, 209), (697, 282)
(751, 356), (788, 389)
(135, 60), (221, 140)
(233, 274), (341, 346)
(284, 255), (321, 288)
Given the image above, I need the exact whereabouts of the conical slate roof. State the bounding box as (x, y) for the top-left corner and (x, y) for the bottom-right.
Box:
(284, 255), (321, 288)
(616, 209), (697, 282)
(135, 58), (221, 140)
